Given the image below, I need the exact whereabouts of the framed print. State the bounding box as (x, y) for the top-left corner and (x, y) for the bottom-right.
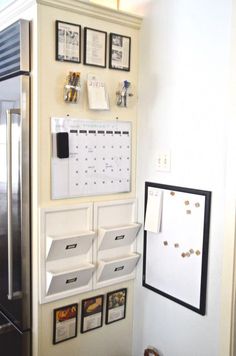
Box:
(105, 288), (127, 324)
(84, 27), (107, 68)
(56, 20), (81, 63)
(143, 182), (211, 315)
(109, 33), (131, 71)
(81, 295), (104, 333)
(53, 303), (78, 344)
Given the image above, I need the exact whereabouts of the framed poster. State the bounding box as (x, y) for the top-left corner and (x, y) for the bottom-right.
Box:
(81, 295), (104, 333)
(105, 288), (127, 324)
(109, 33), (131, 71)
(143, 182), (211, 315)
(53, 303), (78, 344)
(84, 27), (107, 68)
(56, 20), (81, 63)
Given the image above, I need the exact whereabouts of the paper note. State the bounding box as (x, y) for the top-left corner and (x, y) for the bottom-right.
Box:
(87, 74), (109, 110)
(144, 187), (163, 233)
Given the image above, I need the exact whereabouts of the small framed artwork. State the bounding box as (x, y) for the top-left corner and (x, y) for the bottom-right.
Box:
(53, 303), (78, 344)
(84, 27), (107, 68)
(81, 295), (104, 333)
(109, 33), (131, 71)
(56, 20), (81, 63)
(105, 288), (127, 324)
(143, 182), (212, 315)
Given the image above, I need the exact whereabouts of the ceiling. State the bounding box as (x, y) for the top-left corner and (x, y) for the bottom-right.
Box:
(0, 0), (15, 11)
(0, 0), (151, 16)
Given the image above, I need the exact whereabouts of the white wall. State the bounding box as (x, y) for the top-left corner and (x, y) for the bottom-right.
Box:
(224, 0), (236, 353)
(133, 0), (234, 355)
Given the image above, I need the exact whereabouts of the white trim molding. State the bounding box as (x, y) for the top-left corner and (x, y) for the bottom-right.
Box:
(0, 0), (36, 30)
(37, 0), (143, 29)
(0, 0), (142, 31)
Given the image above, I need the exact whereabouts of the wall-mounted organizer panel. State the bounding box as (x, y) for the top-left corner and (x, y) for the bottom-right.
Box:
(51, 117), (132, 199)
(40, 204), (94, 303)
(40, 200), (141, 302)
(93, 199), (141, 289)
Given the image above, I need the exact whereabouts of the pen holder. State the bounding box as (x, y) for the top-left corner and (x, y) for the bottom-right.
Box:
(116, 80), (134, 107)
(64, 84), (81, 104)
(64, 71), (81, 104)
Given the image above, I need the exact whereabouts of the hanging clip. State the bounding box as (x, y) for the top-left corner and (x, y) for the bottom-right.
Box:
(116, 80), (134, 107)
(64, 71), (81, 103)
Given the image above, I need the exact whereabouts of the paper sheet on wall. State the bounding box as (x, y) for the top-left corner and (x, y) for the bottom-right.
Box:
(87, 74), (109, 110)
(144, 187), (163, 233)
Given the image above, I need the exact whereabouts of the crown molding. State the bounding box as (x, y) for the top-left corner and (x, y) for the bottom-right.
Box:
(37, 0), (142, 29)
(0, 0), (36, 30)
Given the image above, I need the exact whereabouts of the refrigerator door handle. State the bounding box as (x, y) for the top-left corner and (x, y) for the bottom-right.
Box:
(0, 322), (14, 335)
(6, 109), (23, 301)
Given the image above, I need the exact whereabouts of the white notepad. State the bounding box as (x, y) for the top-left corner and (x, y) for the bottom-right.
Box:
(144, 187), (163, 233)
(87, 74), (109, 110)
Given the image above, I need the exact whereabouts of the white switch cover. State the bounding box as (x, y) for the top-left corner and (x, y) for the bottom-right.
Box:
(157, 151), (171, 172)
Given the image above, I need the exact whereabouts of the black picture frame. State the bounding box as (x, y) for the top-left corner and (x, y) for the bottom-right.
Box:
(83, 27), (107, 68)
(105, 288), (127, 324)
(109, 33), (131, 71)
(56, 20), (81, 63)
(143, 182), (211, 315)
(53, 303), (78, 344)
(81, 295), (104, 333)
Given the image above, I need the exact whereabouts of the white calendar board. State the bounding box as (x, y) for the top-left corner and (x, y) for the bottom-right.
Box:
(51, 117), (132, 199)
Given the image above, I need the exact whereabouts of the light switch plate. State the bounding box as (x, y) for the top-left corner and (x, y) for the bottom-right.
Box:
(157, 151), (171, 172)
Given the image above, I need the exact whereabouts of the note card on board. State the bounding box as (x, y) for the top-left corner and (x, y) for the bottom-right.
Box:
(144, 187), (163, 233)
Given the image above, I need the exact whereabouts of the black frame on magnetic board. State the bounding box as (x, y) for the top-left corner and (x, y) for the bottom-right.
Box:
(80, 294), (104, 334)
(109, 32), (131, 71)
(83, 27), (107, 68)
(55, 20), (81, 63)
(143, 182), (211, 316)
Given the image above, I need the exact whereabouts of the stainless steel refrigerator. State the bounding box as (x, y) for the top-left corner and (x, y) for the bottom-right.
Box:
(0, 20), (31, 356)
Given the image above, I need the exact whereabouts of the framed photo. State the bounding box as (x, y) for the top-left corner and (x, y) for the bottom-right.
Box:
(105, 288), (127, 324)
(81, 295), (104, 333)
(143, 182), (211, 315)
(56, 20), (81, 63)
(84, 27), (107, 68)
(53, 303), (78, 344)
(109, 33), (131, 71)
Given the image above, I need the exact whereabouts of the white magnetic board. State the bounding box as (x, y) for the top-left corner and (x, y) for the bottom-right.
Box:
(51, 117), (131, 199)
(143, 182), (211, 315)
